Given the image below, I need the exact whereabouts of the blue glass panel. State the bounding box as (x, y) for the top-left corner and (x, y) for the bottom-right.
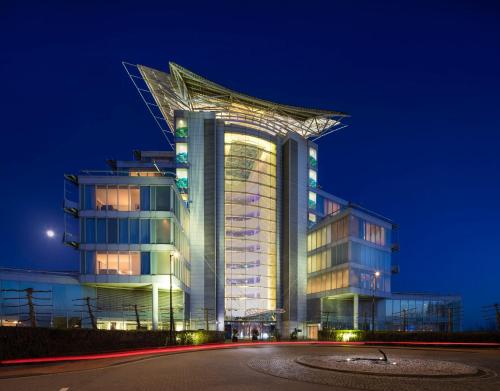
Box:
(84, 185), (95, 210)
(85, 218), (95, 243)
(85, 251), (95, 274)
(107, 219), (118, 243)
(130, 219), (139, 243)
(119, 218), (128, 244)
(141, 252), (151, 275)
(96, 219), (106, 243)
(140, 219), (150, 244)
(140, 186), (150, 211)
(80, 252), (85, 273)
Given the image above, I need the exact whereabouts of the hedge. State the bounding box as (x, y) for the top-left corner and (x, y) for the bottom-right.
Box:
(0, 327), (225, 360)
(318, 329), (500, 343)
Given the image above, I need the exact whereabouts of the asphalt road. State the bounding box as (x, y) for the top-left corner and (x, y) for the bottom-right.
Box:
(1, 345), (499, 391)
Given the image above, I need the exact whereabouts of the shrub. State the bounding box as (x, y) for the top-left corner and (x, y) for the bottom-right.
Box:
(0, 327), (225, 360)
(317, 329), (500, 343)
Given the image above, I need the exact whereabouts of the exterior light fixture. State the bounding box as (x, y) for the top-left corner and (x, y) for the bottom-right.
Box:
(46, 229), (55, 238)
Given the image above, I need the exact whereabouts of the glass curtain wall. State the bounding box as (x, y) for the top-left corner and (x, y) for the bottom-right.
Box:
(224, 133), (277, 319)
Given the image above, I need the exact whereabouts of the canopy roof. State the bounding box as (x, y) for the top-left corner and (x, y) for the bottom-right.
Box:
(137, 62), (348, 138)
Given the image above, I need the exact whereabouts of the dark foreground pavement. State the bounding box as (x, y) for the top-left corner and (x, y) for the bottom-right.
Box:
(1, 345), (499, 391)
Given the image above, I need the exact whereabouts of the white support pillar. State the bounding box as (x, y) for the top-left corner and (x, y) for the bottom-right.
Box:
(152, 283), (159, 331)
(353, 294), (359, 330)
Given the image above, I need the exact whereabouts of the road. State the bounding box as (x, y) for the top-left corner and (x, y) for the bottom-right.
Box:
(1, 345), (499, 391)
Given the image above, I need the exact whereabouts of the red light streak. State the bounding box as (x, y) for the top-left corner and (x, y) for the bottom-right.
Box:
(1, 340), (498, 365)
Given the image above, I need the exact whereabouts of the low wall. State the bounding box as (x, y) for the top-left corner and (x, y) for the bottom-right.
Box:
(318, 329), (500, 343)
(0, 327), (225, 360)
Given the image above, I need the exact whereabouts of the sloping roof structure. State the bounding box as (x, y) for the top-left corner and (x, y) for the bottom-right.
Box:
(133, 62), (348, 139)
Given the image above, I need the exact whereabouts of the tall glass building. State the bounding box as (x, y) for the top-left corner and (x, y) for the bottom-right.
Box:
(0, 62), (461, 336)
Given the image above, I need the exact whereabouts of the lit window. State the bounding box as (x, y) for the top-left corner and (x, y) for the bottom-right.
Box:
(176, 168), (188, 191)
(308, 191), (317, 209)
(95, 252), (141, 275)
(176, 143), (188, 164)
(309, 169), (317, 188)
(175, 118), (188, 138)
(309, 147), (317, 169)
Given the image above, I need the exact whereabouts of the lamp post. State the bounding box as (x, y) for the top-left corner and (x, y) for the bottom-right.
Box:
(371, 271), (380, 332)
(169, 251), (179, 345)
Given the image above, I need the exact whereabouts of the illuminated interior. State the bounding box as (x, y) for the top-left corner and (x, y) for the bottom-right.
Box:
(96, 252), (140, 275)
(95, 186), (140, 211)
(224, 133), (277, 319)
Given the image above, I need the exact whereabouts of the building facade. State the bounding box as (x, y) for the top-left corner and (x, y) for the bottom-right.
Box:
(0, 62), (461, 336)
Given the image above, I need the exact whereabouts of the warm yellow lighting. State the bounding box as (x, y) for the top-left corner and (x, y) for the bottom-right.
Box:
(172, 251), (180, 258)
(341, 332), (356, 342)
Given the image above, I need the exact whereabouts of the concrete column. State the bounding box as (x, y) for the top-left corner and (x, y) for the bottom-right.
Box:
(152, 283), (159, 331)
(353, 294), (359, 330)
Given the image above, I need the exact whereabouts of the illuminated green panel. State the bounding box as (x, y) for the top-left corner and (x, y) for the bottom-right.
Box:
(175, 118), (188, 138)
(308, 191), (317, 209)
(176, 143), (188, 164)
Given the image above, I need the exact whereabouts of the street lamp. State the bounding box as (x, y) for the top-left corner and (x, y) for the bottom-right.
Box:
(371, 271), (380, 333)
(169, 251), (179, 345)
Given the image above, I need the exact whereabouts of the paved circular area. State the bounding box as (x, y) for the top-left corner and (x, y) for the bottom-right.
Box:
(248, 348), (499, 391)
(295, 353), (479, 377)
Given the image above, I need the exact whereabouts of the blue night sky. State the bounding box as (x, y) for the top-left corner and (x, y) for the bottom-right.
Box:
(1, 1), (499, 329)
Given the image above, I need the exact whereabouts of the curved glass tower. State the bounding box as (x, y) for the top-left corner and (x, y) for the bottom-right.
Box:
(224, 133), (277, 318)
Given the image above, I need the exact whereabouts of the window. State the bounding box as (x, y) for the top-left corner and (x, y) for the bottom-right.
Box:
(116, 187), (127, 211)
(131, 252), (140, 275)
(130, 186), (140, 211)
(107, 186), (118, 211)
(94, 186), (141, 211)
(107, 219), (118, 243)
(362, 221), (386, 246)
(107, 253), (119, 274)
(129, 171), (161, 177)
(119, 218), (128, 244)
(309, 147), (317, 169)
(95, 252), (140, 275)
(152, 252), (169, 274)
(154, 218), (171, 243)
(85, 218), (95, 243)
(175, 117), (188, 138)
(140, 220), (150, 244)
(140, 187), (150, 211)
(176, 143), (188, 164)
(85, 251), (95, 275)
(309, 169), (317, 188)
(155, 186), (170, 211)
(96, 252), (107, 274)
(308, 191), (316, 209)
(130, 219), (139, 243)
(176, 169), (188, 191)
(141, 252), (151, 274)
(84, 185), (95, 209)
(96, 218), (106, 243)
(96, 186), (107, 210)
